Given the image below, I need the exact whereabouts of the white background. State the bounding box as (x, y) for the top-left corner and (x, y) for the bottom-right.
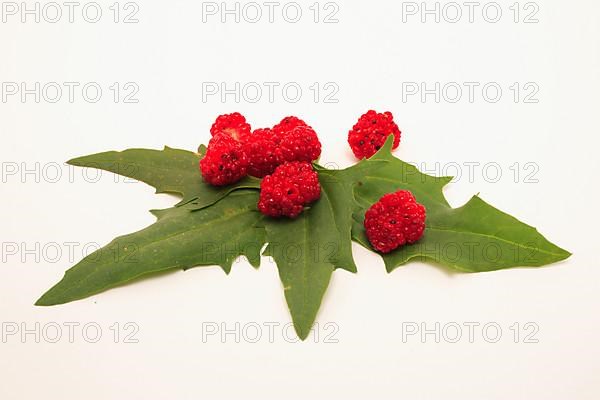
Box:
(1, 0), (599, 399)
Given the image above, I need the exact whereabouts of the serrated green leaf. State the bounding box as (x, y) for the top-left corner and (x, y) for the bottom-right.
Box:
(317, 159), (388, 273)
(352, 137), (571, 272)
(36, 191), (265, 306)
(262, 202), (337, 340)
(263, 159), (386, 340)
(67, 145), (260, 208)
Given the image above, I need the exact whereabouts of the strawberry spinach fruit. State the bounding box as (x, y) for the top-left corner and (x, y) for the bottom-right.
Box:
(36, 112), (571, 341)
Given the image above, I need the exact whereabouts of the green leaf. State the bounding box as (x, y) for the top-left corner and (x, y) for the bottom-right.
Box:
(262, 205), (336, 340)
(36, 191), (265, 306)
(263, 159), (386, 340)
(316, 159), (388, 272)
(352, 137), (571, 272)
(67, 145), (259, 209)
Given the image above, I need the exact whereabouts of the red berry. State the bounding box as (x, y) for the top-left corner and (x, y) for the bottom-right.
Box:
(210, 112), (251, 142)
(272, 116), (307, 137)
(348, 110), (401, 159)
(200, 134), (248, 186)
(279, 125), (322, 163)
(258, 162), (321, 218)
(243, 128), (282, 178)
(364, 190), (426, 253)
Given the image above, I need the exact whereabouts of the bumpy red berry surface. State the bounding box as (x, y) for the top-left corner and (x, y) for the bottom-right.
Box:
(243, 128), (282, 178)
(348, 110), (401, 159)
(210, 112), (251, 142)
(364, 190), (426, 253)
(272, 116), (307, 137)
(200, 134), (248, 186)
(258, 162), (321, 218)
(279, 125), (322, 163)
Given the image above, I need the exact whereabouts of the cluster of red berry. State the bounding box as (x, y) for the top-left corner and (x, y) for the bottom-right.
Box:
(200, 113), (322, 218)
(200, 110), (426, 253)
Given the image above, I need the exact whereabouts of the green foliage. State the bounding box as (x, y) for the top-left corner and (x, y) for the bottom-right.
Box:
(36, 191), (264, 306)
(352, 138), (571, 272)
(38, 138), (570, 340)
